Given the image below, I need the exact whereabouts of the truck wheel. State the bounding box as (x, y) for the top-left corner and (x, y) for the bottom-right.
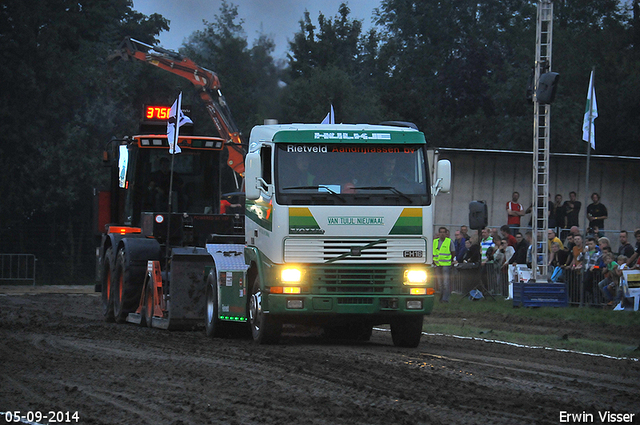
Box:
(390, 315), (424, 348)
(249, 275), (281, 344)
(101, 247), (115, 322)
(112, 249), (141, 324)
(205, 272), (225, 338)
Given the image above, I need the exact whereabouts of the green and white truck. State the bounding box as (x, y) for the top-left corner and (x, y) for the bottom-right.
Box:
(205, 123), (451, 347)
(104, 39), (450, 346)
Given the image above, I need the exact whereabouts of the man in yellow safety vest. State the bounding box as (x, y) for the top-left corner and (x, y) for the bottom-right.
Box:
(433, 226), (456, 302)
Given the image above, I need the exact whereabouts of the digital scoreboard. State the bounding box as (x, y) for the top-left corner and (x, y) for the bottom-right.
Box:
(142, 105), (191, 121)
(144, 105), (171, 120)
(140, 104), (193, 135)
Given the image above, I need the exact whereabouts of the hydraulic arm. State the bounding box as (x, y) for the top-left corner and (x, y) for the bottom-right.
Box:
(111, 37), (245, 175)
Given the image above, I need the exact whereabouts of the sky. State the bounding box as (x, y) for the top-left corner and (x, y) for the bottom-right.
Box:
(132, 0), (382, 60)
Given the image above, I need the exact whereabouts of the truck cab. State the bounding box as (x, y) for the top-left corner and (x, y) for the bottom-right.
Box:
(239, 123), (451, 346)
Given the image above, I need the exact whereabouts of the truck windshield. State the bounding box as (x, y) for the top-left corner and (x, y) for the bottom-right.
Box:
(128, 149), (221, 222)
(275, 143), (431, 205)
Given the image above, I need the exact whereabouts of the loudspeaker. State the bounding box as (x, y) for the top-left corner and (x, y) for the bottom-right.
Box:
(469, 201), (488, 230)
(536, 72), (560, 104)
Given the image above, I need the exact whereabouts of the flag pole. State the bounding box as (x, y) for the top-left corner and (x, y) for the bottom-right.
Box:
(583, 67), (595, 236)
(166, 92), (182, 250)
(168, 92), (181, 213)
(581, 67), (594, 307)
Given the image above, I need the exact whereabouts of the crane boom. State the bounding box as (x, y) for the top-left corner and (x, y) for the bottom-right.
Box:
(111, 37), (245, 175)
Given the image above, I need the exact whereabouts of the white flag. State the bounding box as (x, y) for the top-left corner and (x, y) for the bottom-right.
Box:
(320, 104), (335, 124)
(167, 92), (192, 154)
(582, 70), (597, 150)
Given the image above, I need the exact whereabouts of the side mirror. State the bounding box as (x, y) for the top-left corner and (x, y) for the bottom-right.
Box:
(245, 151), (262, 200)
(435, 159), (451, 194)
(117, 145), (129, 189)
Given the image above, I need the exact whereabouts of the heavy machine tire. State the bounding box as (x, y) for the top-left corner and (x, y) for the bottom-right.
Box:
(205, 272), (225, 338)
(101, 247), (115, 322)
(112, 249), (144, 324)
(390, 315), (424, 348)
(249, 275), (281, 344)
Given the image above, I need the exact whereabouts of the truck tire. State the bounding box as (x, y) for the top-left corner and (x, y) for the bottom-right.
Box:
(249, 275), (281, 344)
(205, 272), (225, 338)
(112, 249), (143, 324)
(390, 315), (424, 348)
(101, 247), (115, 322)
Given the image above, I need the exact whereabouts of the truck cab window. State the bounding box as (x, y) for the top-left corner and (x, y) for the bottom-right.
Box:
(261, 146), (272, 185)
(275, 144), (430, 206)
(127, 149), (218, 224)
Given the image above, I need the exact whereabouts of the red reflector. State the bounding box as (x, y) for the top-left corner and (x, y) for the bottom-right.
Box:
(269, 287), (283, 294)
(108, 226), (141, 235)
(426, 288), (435, 295)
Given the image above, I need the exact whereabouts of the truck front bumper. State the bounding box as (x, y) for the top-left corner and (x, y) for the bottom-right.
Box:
(265, 293), (433, 316)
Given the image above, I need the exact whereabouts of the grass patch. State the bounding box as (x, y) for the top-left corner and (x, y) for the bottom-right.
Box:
(427, 297), (640, 359)
(434, 297), (640, 327)
(424, 323), (639, 359)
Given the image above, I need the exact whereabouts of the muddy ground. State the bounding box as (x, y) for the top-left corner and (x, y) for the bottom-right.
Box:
(1, 289), (639, 425)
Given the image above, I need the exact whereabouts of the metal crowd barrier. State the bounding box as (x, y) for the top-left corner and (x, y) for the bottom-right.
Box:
(0, 254), (37, 286)
(451, 263), (507, 297)
(449, 262), (608, 306)
(564, 267), (606, 306)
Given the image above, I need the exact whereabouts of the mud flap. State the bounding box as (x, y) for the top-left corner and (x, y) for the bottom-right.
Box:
(161, 247), (213, 330)
(127, 261), (164, 326)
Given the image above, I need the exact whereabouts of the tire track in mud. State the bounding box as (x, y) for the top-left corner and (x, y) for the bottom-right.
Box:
(2, 293), (640, 424)
(405, 337), (640, 419)
(3, 326), (538, 424)
(241, 334), (561, 424)
(412, 348), (638, 394)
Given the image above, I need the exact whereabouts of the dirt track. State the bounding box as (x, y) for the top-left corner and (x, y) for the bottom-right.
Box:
(1, 290), (639, 425)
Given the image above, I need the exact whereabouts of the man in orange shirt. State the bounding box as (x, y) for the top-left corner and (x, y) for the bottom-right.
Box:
(570, 235), (584, 270)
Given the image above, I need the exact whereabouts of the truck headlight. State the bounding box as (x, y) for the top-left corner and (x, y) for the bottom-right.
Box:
(404, 269), (427, 285)
(281, 268), (302, 282)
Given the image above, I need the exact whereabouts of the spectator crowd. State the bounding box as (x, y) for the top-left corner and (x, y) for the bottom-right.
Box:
(433, 191), (640, 308)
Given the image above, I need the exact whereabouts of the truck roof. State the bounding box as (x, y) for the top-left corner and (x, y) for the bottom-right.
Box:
(249, 123), (427, 146)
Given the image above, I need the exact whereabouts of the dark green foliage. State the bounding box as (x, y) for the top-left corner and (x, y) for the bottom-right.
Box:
(180, 1), (282, 136)
(284, 3), (383, 124)
(1, 0), (638, 284)
(282, 0), (638, 155)
(372, 0), (537, 148)
(369, 0), (639, 154)
(0, 0), (168, 282)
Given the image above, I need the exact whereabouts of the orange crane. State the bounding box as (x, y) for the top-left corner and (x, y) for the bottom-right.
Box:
(111, 37), (245, 175)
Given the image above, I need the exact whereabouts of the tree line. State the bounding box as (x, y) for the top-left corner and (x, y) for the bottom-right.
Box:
(0, 0), (638, 283)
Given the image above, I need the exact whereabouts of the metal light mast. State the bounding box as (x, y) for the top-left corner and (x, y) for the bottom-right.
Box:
(531, 0), (554, 280)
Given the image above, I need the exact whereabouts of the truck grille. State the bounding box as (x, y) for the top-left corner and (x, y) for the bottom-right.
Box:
(337, 297), (374, 305)
(284, 238), (426, 264)
(310, 267), (398, 295)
